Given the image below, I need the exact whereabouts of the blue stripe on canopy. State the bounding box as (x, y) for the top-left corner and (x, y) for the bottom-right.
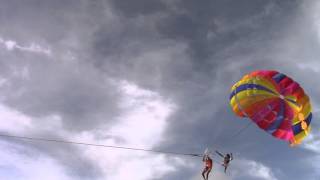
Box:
(292, 113), (312, 135)
(229, 83), (277, 100)
(266, 100), (285, 134)
(272, 73), (286, 84)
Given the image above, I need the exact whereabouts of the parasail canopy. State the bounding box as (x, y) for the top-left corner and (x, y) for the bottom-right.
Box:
(229, 70), (312, 146)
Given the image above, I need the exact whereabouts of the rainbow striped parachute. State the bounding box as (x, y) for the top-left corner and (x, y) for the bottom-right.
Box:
(230, 70), (312, 146)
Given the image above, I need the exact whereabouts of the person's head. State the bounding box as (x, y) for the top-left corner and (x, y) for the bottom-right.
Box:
(226, 154), (231, 158)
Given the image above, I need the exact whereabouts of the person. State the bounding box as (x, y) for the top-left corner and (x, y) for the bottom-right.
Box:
(202, 154), (213, 180)
(215, 151), (233, 173)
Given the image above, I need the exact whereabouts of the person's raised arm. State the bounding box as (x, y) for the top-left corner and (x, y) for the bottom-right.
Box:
(215, 150), (224, 158)
(203, 155), (206, 162)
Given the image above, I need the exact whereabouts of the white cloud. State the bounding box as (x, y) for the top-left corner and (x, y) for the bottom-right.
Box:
(190, 158), (276, 180)
(0, 103), (65, 135)
(4, 40), (17, 50)
(0, 104), (32, 133)
(0, 37), (51, 56)
(303, 133), (320, 180)
(297, 62), (320, 73)
(79, 80), (179, 180)
(191, 170), (231, 180)
(0, 80), (180, 180)
(231, 159), (278, 180)
(0, 141), (71, 180)
(110, 81), (175, 147)
(19, 43), (51, 56)
(301, 104), (320, 154)
(303, 132), (320, 153)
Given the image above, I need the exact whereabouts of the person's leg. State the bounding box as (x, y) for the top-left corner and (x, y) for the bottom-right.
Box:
(202, 167), (208, 180)
(206, 169), (211, 180)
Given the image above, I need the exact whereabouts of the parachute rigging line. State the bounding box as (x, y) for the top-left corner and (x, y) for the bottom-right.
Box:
(226, 121), (252, 142)
(0, 134), (202, 157)
(211, 121), (253, 151)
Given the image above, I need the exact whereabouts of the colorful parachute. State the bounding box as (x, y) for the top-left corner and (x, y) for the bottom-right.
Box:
(229, 70), (312, 146)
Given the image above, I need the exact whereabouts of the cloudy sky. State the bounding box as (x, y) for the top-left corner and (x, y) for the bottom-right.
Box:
(0, 0), (320, 179)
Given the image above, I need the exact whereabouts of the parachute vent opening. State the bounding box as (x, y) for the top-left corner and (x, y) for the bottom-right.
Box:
(279, 95), (285, 99)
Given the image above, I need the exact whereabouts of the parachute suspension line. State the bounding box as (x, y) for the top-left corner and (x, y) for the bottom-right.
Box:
(0, 134), (201, 158)
(226, 121), (252, 142)
(219, 82), (254, 145)
(212, 120), (253, 150)
(226, 77), (264, 144)
(204, 83), (256, 154)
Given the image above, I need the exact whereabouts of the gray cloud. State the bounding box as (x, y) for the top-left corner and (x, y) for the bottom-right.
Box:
(0, 56), (120, 131)
(0, 0), (319, 179)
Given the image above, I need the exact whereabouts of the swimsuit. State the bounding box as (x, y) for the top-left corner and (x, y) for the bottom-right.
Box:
(205, 159), (213, 169)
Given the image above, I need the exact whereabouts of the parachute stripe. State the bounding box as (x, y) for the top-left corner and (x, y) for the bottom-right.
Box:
(272, 73), (286, 83)
(229, 83), (277, 100)
(292, 113), (312, 135)
(266, 100), (285, 134)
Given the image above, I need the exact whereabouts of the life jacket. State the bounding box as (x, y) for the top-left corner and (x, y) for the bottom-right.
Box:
(205, 158), (213, 168)
(224, 156), (231, 164)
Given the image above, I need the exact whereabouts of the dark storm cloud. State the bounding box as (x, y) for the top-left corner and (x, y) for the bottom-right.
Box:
(93, 0), (319, 180)
(106, 0), (298, 61)
(0, 1), (122, 177)
(1, 0), (320, 179)
(0, 54), (120, 131)
(64, 0), (319, 179)
(109, 0), (167, 17)
(92, 0), (300, 88)
(0, 54), (115, 178)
